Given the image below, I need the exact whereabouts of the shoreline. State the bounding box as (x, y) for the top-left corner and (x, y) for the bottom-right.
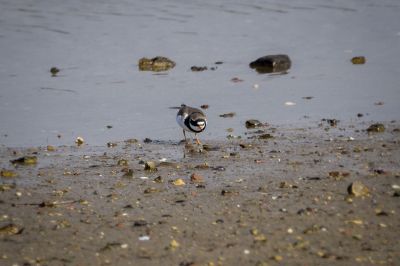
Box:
(1, 121), (399, 265)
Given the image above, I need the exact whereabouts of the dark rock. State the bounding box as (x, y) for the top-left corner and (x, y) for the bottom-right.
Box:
(245, 119), (263, 129)
(219, 112), (236, 118)
(190, 66), (207, 72)
(249, 54), (291, 73)
(50, 67), (60, 77)
(133, 220), (147, 227)
(258, 133), (274, 140)
(212, 166), (226, 171)
(143, 138), (152, 143)
(10, 156), (37, 165)
(322, 118), (339, 127)
(367, 123), (385, 133)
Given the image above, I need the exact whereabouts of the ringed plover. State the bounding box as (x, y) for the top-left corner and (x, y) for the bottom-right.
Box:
(176, 104), (207, 144)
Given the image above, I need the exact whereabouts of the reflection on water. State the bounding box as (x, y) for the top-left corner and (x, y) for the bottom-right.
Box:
(0, 0), (399, 147)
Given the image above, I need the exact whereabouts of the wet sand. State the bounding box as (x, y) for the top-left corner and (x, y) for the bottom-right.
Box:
(1, 121), (399, 265)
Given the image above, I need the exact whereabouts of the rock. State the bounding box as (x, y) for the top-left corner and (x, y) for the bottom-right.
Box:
(154, 176), (163, 183)
(117, 159), (128, 166)
(46, 145), (56, 152)
(122, 169), (134, 178)
(138, 56), (175, 72)
(202, 144), (220, 151)
(1, 169), (17, 178)
(75, 136), (84, 146)
(133, 220), (147, 227)
(302, 96), (314, 100)
(107, 142), (117, 148)
(279, 181), (298, 189)
(212, 166), (226, 171)
(158, 162), (180, 169)
(50, 67), (60, 77)
(328, 171), (350, 180)
(190, 173), (204, 183)
(249, 54), (291, 73)
(125, 138), (138, 144)
(170, 239), (180, 249)
(0, 224), (23, 235)
(367, 123), (385, 133)
(245, 119), (263, 129)
(11, 156), (37, 165)
(0, 184), (15, 191)
(200, 104), (209, 109)
(323, 119), (339, 127)
(143, 138), (152, 143)
(231, 77), (243, 83)
(219, 112), (236, 118)
(172, 178), (185, 186)
(348, 181), (369, 197)
(144, 161), (157, 171)
(351, 56), (366, 65)
(190, 66), (207, 72)
(258, 133), (274, 140)
(194, 163), (209, 170)
(144, 187), (159, 194)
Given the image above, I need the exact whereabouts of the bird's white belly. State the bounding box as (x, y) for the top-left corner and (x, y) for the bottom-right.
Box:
(176, 114), (191, 132)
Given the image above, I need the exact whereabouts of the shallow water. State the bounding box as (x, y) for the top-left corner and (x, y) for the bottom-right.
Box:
(0, 0), (399, 147)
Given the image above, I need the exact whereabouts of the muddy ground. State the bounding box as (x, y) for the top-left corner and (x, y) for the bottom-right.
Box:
(0, 121), (399, 266)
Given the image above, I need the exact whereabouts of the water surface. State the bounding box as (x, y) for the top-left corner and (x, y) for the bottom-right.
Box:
(1, 0), (399, 146)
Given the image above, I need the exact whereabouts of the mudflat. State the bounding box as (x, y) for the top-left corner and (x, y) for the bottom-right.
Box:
(1, 121), (399, 265)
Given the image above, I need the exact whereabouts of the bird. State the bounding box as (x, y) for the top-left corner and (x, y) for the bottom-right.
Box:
(176, 104), (207, 145)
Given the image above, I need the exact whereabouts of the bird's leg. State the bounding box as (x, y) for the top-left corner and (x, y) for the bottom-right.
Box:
(183, 130), (188, 144)
(195, 134), (201, 145)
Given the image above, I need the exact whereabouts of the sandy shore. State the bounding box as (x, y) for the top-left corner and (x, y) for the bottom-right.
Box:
(1, 121), (399, 266)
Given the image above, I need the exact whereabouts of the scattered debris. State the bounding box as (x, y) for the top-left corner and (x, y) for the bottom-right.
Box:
(328, 171), (350, 180)
(75, 137), (84, 146)
(170, 239), (180, 249)
(144, 161), (157, 171)
(231, 77), (244, 83)
(0, 224), (23, 235)
(144, 187), (159, 194)
(219, 112), (236, 118)
(322, 119), (339, 127)
(351, 56), (366, 65)
(11, 156), (37, 165)
(348, 181), (370, 197)
(1, 169), (17, 178)
(50, 67), (60, 77)
(107, 142), (117, 148)
(367, 123), (385, 133)
(190, 66), (207, 72)
(249, 54), (291, 74)
(117, 159), (128, 166)
(172, 178), (185, 186)
(245, 119), (264, 129)
(190, 173), (204, 183)
(138, 56), (175, 72)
